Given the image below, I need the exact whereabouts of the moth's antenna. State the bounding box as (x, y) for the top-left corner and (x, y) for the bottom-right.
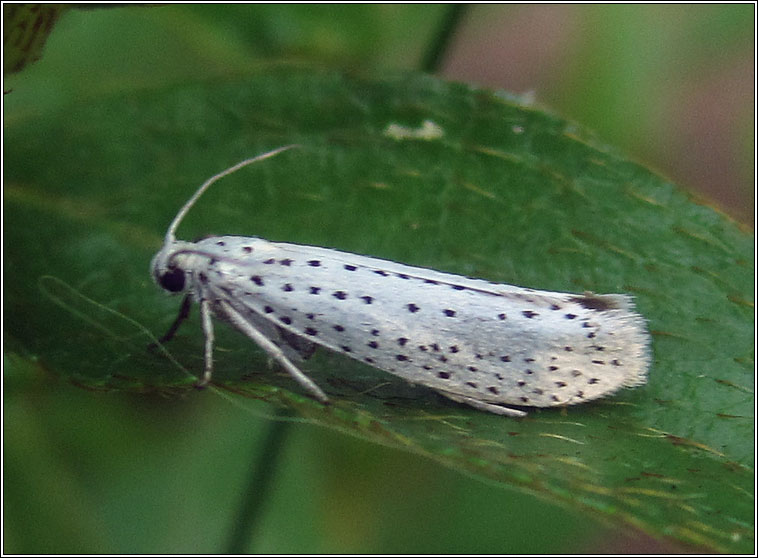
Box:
(165, 144), (300, 243)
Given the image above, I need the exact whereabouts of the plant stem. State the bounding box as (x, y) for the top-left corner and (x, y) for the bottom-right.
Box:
(224, 409), (292, 554)
(420, 4), (469, 73)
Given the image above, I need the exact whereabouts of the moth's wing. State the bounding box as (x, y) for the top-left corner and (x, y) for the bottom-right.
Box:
(271, 243), (510, 291)
(193, 237), (637, 305)
(272, 244), (641, 311)
(269, 242), (584, 299)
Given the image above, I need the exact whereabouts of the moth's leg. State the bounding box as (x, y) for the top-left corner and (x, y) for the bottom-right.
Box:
(197, 297), (215, 387)
(217, 300), (330, 404)
(439, 391), (527, 417)
(149, 294), (192, 350)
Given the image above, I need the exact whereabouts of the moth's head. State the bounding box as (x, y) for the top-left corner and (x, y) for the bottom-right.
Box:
(150, 243), (187, 294)
(150, 146), (300, 295)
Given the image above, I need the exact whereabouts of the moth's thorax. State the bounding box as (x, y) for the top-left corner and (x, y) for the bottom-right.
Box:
(192, 235), (277, 257)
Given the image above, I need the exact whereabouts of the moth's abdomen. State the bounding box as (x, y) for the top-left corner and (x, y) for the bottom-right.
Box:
(199, 237), (650, 409)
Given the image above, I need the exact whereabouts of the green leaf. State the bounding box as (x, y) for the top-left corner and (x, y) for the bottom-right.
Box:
(5, 68), (753, 552)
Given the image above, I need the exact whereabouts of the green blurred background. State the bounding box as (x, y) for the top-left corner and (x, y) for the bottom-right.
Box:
(3, 4), (753, 553)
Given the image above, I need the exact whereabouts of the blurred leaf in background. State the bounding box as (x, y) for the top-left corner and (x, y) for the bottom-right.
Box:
(3, 3), (65, 74)
(3, 4), (753, 555)
(441, 4), (754, 223)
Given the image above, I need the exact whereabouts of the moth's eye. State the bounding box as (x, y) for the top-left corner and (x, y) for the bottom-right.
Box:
(159, 267), (186, 293)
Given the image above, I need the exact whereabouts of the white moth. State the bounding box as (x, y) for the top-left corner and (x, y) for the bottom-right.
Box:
(150, 145), (650, 417)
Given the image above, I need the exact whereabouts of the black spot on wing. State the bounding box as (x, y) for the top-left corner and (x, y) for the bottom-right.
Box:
(569, 294), (617, 311)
